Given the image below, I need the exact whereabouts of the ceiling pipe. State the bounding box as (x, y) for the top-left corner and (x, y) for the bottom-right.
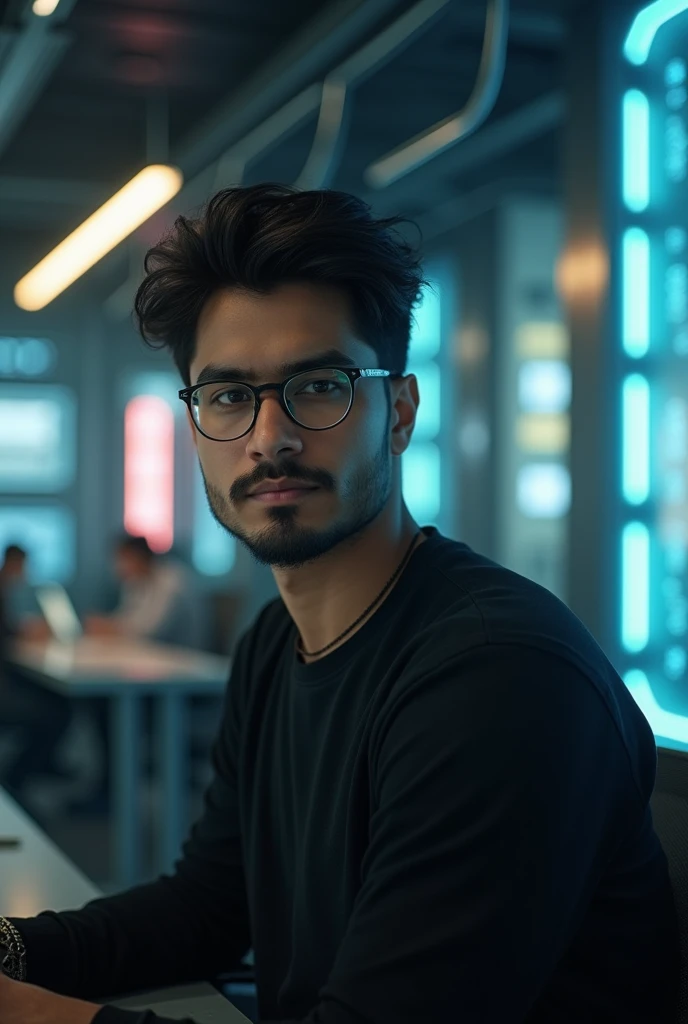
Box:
(0, 0), (78, 160)
(204, 0), (449, 196)
(365, 0), (510, 188)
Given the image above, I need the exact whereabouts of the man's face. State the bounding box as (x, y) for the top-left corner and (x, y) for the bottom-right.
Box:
(187, 281), (409, 570)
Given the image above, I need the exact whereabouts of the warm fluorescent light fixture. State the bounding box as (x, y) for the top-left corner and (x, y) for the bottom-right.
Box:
(32, 0), (61, 15)
(14, 164), (183, 311)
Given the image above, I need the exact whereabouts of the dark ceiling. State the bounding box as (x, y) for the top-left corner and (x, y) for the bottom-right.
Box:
(0, 0), (590, 312)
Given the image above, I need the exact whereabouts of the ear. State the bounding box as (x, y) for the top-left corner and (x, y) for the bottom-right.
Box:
(390, 373), (419, 457)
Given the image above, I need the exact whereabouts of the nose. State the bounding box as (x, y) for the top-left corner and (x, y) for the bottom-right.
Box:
(245, 388), (304, 461)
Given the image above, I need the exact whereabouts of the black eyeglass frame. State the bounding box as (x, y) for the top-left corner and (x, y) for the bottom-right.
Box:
(178, 366), (404, 442)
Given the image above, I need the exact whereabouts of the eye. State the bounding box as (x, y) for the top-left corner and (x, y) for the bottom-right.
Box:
(212, 388), (251, 406)
(297, 380), (343, 395)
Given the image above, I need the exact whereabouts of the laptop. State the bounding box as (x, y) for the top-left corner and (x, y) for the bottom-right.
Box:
(111, 981), (251, 1023)
(34, 583), (83, 643)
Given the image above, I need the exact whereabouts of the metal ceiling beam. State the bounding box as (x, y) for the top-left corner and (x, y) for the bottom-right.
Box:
(0, 0), (79, 161)
(367, 0), (510, 188)
(174, 0), (404, 178)
(203, 0), (449, 194)
(369, 91), (565, 213)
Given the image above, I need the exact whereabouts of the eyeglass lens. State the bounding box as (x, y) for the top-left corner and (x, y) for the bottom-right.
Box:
(191, 368), (353, 440)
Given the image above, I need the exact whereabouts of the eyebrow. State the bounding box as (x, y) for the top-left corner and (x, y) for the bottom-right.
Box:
(194, 348), (359, 386)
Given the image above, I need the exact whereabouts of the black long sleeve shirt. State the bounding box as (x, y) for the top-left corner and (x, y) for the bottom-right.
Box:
(8, 526), (680, 1022)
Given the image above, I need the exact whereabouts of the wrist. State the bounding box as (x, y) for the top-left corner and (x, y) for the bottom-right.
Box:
(0, 917), (27, 981)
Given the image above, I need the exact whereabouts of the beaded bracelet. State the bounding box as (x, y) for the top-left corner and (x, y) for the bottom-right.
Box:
(0, 917), (27, 981)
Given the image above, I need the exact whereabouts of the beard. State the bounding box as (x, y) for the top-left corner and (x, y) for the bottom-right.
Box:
(199, 412), (393, 571)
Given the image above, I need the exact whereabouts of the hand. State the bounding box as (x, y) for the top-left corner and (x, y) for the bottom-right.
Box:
(83, 615), (123, 638)
(0, 970), (100, 1023)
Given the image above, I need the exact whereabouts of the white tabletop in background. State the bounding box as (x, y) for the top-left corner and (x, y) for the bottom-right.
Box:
(9, 637), (231, 695)
(0, 787), (100, 916)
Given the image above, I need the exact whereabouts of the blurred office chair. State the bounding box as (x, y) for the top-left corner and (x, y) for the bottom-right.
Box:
(650, 746), (688, 1022)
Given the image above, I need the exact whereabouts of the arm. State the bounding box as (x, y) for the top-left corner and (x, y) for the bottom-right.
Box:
(262, 644), (648, 1023)
(6, 634), (252, 1002)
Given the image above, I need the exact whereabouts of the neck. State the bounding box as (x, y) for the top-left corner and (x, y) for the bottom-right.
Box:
(273, 505), (425, 663)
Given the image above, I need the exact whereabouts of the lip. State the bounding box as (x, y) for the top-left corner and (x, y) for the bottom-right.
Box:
(250, 487), (319, 504)
(249, 478), (319, 496)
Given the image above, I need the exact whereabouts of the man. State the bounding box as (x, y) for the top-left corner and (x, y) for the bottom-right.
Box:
(84, 535), (205, 649)
(0, 184), (679, 1023)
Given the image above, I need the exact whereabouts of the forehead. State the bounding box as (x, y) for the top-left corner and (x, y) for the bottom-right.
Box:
(190, 282), (377, 385)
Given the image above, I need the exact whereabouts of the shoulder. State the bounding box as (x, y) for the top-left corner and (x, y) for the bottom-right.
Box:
(369, 641), (655, 812)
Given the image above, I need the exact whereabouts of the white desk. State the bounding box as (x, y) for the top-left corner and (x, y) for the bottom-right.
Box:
(0, 789), (249, 1022)
(9, 637), (231, 888)
(0, 786), (100, 915)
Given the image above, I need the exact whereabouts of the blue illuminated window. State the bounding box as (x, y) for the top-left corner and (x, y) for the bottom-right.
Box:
(402, 443), (441, 524)
(0, 384), (76, 493)
(624, 1), (688, 66)
(410, 284), (441, 361)
(0, 337), (56, 378)
(621, 523), (650, 653)
(0, 505), (75, 583)
(407, 361), (441, 441)
(517, 463), (571, 519)
(192, 462), (237, 577)
(623, 90), (650, 211)
(622, 375), (650, 504)
(518, 360), (571, 414)
(622, 228), (650, 357)
(625, 670), (688, 750)
(402, 280), (445, 527)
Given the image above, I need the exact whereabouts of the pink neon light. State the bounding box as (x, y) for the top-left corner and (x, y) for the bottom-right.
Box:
(124, 395), (174, 553)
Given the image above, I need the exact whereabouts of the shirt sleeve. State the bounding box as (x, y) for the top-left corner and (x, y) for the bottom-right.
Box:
(263, 643), (652, 1024)
(6, 634), (252, 1001)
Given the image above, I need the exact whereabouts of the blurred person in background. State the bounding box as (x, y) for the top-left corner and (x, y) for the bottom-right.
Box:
(0, 545), (72, 806)
(84, 535), (205, 649)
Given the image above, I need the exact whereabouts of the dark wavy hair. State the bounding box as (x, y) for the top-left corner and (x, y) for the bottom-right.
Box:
(134, 183), (427, 387)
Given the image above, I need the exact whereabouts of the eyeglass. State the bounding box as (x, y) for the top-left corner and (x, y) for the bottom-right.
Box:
(178, 366), (403, 442)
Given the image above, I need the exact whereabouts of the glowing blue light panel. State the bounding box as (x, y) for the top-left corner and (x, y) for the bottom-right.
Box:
(622, 228), (650, 356)
(616, 0), (688, 743)
(0, 384), (76, 493)
(410, 283), (441, 361)
(622, 375), (650, 504)
(192, 461), (237, 576)
(625, 670), (688, 750)
(622, 523), (650, 653)
(518, 360), (571, 414)
(0, 505), (75, 583)
(402, 443), (441, 524)
(623, 90), (650, 210)
(624, 0), (688, 65)
(407, 361), (441, 441)
(516, 463), (571, 519)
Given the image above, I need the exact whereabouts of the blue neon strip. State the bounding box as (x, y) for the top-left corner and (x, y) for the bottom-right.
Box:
(625, 670), (688, 747)
(622, 375), (650, 504)
(624, 0), (688, 66)
(623, 91), (650, 211)
(622, 228), (650, 357)
(622, 522), (650, 653)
